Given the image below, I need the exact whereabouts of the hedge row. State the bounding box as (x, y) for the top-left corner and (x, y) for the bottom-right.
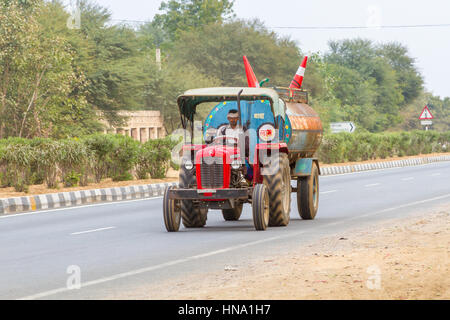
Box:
(0, 135), (177, 192)
(318, 130), (450, 164)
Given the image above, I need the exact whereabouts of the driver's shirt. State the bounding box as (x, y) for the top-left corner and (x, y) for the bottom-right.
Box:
(217, 125), (244, 140)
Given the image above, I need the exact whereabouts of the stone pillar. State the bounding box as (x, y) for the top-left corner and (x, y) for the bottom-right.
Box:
(131, 128), (139, 141)
(150, 127), (157, 140)
(140, 128), (148, 143)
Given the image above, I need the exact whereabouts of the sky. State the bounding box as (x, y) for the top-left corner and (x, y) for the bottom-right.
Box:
(64, 0), (450, 99)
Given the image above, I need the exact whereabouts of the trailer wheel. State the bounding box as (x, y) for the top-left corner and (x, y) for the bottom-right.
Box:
(252, 184), (269, 231)
(263, 153), (291, 226)
(222, 202), (243, 221)
(297, 161), (319, 220)
(179, 166), (207, 228)
(163, 186), (181, 232)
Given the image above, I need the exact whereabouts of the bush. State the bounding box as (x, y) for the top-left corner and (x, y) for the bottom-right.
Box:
(144, 138), (173, 179)
(82, 134), (117, 183)
(317, 130), (450, 164)
(59, 139), (93, 187)
(34, 139), (62, 189)
(2, 141), (36, 192)
(135, 143), (152, 180)
(135, 138), (173, 179)
(0, 141), (7, 187)
(109, 135), (139, 181)
(0, 134), (180, 190)
(63, 170), (82, 187)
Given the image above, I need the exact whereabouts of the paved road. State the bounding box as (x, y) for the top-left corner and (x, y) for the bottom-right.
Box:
(0, 161), (449, 299)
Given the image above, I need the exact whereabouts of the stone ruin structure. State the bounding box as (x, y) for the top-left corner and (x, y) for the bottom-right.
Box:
(102, 111), (166, 143)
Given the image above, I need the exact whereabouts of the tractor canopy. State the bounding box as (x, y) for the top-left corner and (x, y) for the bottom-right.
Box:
(177, 87), (284, 125)
(177, 87), (292, 164)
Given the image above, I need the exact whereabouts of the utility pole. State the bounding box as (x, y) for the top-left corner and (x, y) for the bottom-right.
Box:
(156, 48), (161, 71)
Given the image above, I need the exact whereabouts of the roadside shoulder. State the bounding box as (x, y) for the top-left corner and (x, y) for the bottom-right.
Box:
(119, 204), (449, 300)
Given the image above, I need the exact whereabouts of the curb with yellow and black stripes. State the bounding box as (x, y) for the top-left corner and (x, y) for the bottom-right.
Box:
(319, 155), (450, 176)
(0, 182), (177, 215)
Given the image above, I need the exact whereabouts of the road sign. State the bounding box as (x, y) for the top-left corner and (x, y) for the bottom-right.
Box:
(330, 122), (356, 133)
(421, 120), (432, 126)
(419, 106), (433, 120)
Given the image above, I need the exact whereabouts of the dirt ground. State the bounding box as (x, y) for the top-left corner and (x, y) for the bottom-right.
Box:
(0, 152), (448, 199)
(115, 204), (449, 300)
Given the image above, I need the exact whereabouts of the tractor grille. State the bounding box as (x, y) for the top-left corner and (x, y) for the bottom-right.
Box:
(200, 157), (224, 189)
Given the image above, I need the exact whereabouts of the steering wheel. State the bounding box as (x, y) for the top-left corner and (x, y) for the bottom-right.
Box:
(213, 135), (239, 145)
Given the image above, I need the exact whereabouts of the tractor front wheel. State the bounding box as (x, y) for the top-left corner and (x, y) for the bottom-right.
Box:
(252, 184), (270, 231)
(179, 166), (207, 228)
(222, 202), (243, 221)
(163, 186), (181, 232)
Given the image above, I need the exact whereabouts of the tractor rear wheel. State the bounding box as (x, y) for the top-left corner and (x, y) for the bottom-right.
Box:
(179, 166), (207, 228)
(163, 186), (181, 232)
(297, 161), (319, 220)
(262, 153), (291, 227)
(252, 184), (269, 231)
(222, 202), (243, 221)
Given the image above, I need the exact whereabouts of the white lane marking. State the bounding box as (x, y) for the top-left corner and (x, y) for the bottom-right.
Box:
(0, 197), (163, 220)
(365, 183), (381, 187)
(401, 177), (414, 181)
(18, 192), (450, 300)
(70, 227), (116, 236)
(432, 173), (441, 176)
(320, 190), (338, 194)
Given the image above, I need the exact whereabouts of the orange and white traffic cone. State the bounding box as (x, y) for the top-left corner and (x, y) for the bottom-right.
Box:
(289, 56), (308, 89)
(243, 56), (260, 88)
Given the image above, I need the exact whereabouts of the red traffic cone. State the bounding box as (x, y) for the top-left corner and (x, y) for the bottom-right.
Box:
(243, 56), (260, 88)
(289, 56), (308, 89)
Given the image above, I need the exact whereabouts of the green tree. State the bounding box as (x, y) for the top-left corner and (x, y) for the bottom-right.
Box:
(171, 19), (301, 87)
(377, 42), (423, 104)
(143, 60), (220, 133)
(154, 0), (235, 40)
(319, 38), (421, 132)
(74, 1), (149, 126)
(0, 0), (90, 138)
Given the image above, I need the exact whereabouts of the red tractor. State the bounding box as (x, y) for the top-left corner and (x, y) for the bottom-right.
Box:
(163, 86), (322, 231)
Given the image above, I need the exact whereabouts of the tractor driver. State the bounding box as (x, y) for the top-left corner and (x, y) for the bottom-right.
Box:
(217, 109), (245, 140)
(217, 109), (253, 181)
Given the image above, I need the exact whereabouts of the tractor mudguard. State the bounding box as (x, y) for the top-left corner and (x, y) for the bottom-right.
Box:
(292, 158), (321, 177)
(252, 142), (289, 184)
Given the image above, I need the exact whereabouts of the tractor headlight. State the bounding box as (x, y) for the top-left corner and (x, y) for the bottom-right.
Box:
(231, 159), (241, 170)
(184, 160), (193, 170)
(258, 124), (276, 142)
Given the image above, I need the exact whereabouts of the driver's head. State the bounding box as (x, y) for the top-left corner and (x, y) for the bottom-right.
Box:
(227, 109), (239, 128)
